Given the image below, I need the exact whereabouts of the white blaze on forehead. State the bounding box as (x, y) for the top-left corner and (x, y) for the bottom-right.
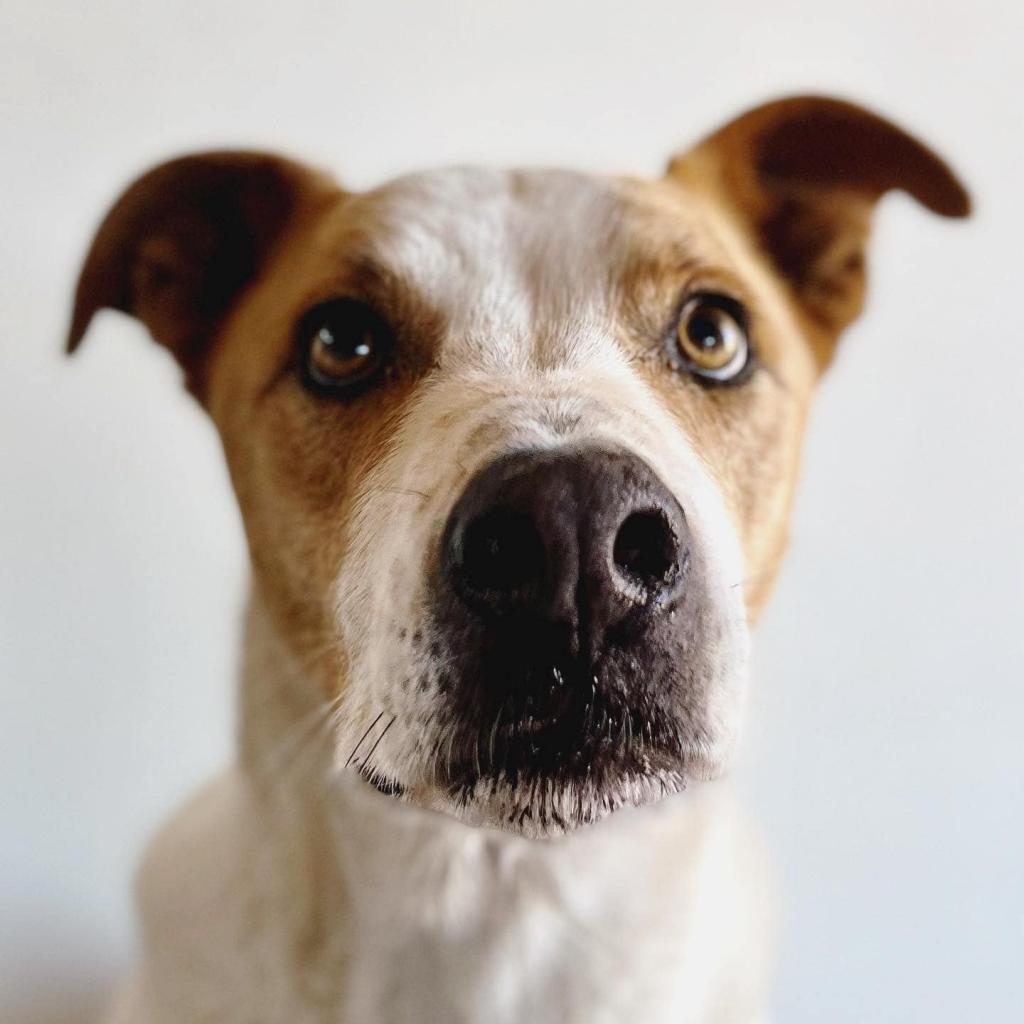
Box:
(357, 167), (631, 372)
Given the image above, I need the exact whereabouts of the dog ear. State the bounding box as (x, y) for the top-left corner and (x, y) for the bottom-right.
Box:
(67, 151), (334, 392)
(668, 96), (970, 363)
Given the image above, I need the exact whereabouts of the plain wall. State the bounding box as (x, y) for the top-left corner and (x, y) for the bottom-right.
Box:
(2, 2), (1022, 1021)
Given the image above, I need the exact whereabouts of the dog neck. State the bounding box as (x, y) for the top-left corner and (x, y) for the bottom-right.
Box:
(228, 589), (764, 1023)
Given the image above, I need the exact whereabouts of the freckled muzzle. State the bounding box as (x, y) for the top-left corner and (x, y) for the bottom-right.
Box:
(428, 445), (723, 823)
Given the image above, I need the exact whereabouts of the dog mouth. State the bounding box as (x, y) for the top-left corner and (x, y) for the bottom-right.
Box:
(442, 666), (697, 831)
(348, 652), (709, 836)
(454, 669), (683, 783)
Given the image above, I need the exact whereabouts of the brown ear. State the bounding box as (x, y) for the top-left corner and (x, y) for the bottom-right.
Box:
(668, 96), (970, 360)
(67, 151), (334, 392)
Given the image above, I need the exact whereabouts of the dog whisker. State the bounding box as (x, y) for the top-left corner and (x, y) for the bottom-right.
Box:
(487, 701), (506, 771)
(345, 710), (386, 769)
(359, 715), (397, 780)
(729, 572), (773, 590)
(258, 695), (343, 781)
(353, 485), (433, 504)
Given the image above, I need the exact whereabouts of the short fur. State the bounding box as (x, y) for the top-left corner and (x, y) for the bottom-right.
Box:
(69, 96), (968, 1023)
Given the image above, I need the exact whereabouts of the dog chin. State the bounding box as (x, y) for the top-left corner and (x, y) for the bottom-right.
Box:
(446, 768), (694, 837)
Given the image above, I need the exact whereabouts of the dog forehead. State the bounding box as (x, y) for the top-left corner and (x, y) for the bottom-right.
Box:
(362, 166), (627, 280)
(338, 167), (640, 361)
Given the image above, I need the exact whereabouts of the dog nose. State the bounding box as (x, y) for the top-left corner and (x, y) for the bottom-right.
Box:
(441, 447), (689, 661)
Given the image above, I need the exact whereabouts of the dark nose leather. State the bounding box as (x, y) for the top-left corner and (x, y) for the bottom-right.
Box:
(441, 447), (689, 663)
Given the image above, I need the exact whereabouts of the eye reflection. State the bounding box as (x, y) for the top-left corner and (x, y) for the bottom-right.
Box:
(298, 299), (393, 394)
(674, 294), (751, 382)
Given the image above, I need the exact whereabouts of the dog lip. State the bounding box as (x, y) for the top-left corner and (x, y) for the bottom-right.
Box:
(443, 764), (692, 837)
(358, 766), (405, 799)
(449, 695), (688, 794)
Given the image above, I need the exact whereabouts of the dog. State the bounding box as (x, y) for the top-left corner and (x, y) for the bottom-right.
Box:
(68, 96), (968, 1023)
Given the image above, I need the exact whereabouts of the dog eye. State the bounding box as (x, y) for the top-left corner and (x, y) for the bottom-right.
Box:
(674, 294), (750, 382)
(298, 299), (392, 394)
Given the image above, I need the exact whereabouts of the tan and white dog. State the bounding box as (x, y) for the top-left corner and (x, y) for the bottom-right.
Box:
(69, 96), (968, 1024)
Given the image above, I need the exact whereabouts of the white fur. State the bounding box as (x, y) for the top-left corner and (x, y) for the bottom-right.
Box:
(113, 602), (770, 1024)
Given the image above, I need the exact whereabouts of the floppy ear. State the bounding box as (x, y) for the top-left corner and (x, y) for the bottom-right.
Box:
(668, 95), (970, 363)
(67, 151), (334, 393)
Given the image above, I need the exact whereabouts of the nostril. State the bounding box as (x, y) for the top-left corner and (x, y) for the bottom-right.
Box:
(613, 510), (679, 591)
(458, 506), (546, 600)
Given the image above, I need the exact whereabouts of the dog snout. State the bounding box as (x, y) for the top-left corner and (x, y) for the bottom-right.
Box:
(441, 446), (689, 663)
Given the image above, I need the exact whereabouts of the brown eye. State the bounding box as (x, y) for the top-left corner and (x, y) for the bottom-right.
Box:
(299, 299), (392, 394)
(674, 294), (751, 382)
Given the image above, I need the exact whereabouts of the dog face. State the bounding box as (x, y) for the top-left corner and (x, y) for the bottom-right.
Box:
(69, 97), (967, 835)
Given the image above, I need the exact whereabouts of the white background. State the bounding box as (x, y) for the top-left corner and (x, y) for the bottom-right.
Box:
(2, 2), (1022, 1021)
